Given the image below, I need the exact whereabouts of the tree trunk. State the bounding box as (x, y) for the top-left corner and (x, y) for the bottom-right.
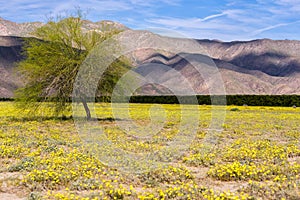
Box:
(82, 99), (91, 120)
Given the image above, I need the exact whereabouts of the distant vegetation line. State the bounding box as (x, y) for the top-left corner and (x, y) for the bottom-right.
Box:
(0, 98), (14, 102)
(2, 95), (300, 106)
(130, 95), (300, 106)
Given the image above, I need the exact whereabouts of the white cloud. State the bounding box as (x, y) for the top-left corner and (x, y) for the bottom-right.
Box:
(196, 13), (227, 22)
(1, 0), (300, 41)
(147, 17), (238, 30)
(274, 0), (300, 11)
(129, 0), (181, 6)
(251, 20), (300, 36)
(275, 0), (300, 4)
(252, 23), (291, 35)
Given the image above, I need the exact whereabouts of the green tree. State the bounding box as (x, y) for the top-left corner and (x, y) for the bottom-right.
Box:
(15, 13), (128, 120)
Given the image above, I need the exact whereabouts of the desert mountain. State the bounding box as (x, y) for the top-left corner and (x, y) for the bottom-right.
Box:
(0, 17), (128, 37)
(0, 17), (43, 37)
(0, 36), (23, 97)
(116, 30), (300, 95)
(0, 18), (300, 97)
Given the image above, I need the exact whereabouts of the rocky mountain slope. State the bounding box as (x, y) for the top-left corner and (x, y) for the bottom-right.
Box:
(0, 17), (128, 37)
(0, 36), (23, 97)
(0, 17), (43, 37)
(0, 18), (300, 97)
(116, 30), (300, 95)
(198, 39), (300, 94)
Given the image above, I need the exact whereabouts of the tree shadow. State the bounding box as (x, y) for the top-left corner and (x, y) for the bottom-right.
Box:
(6, 116), (125, 122)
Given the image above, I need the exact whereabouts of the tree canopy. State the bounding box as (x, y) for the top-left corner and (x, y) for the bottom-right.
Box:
(15, 13), (130, 119)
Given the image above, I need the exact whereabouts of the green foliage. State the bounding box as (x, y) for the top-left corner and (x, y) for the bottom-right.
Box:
(15, 12), (127, 118)
(127, 95), (300, 106)
(97, 56), (132, 97)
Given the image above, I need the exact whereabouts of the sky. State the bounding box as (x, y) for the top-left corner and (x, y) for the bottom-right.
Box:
(1, 0), (300, 41)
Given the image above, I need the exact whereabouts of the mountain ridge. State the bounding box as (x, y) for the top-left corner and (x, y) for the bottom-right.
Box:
(0, 18), (300, 97)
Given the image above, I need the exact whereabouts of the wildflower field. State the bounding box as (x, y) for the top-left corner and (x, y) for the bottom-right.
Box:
(0, 102), (299, 199)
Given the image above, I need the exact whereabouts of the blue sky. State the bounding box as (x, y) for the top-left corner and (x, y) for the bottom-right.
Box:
(1, 0), (300, 41)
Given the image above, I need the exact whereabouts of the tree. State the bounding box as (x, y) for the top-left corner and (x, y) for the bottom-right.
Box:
(15, 12), (128, 120)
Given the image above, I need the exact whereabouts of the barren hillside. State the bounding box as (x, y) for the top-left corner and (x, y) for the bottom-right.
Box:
(1, 18), (300, 97)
